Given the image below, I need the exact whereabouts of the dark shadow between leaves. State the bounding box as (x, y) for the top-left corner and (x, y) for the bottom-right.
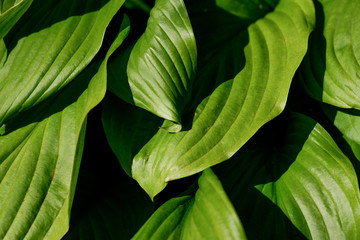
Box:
(213, 111), (315, 239)
(298, 0), (326, 103)
(63, 105), (154, 240)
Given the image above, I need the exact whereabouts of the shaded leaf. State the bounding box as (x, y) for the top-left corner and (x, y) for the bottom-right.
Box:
(126, 0), (197, 129)
(0, 0), (125, 126)
(0, 0), (33, 39)
(102, 94), (162, 176)
(132, 169), (246, 240)
(185, 0), (272, 109)
(299, 0), (360, 109)
(216, 112), (360, 239)
(0, 21), (129, 239)
(215, 0), (278, 20)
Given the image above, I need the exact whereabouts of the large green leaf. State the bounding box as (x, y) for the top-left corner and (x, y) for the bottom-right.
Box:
(104, 0), (315, 198)
(132, 169), (246, 240)
(0, 20), (129, 239)
(215, 112), (360, 239)
(0, 0), (33, 39)
(299, 0), (360, 109)
(0, 0), (124, 127)
(125, 0), (197, 130)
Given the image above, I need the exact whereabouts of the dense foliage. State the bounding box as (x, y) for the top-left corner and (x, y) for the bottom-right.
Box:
(0, 0), (360, 239)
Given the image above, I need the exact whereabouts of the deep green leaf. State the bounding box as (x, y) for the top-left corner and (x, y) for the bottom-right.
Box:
(0, 0), (33, 39)
(0, 21), (129, 239)
(299, 0), (360, 109)
(104, 0), (315, 198)
(215, 0), (278, 20)
(0, 0), (125, 127)
(102, 94), (163, 176)
(132, 169), (246, 240)
(185, 0), (273, 110)
(215, 112), (360, 239)
(126, 0), (197, 129)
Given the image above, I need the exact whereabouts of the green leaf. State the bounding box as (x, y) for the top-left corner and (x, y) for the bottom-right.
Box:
(299, 0), (360, 109)
(216, 112), (360, 239)
(0, 0), (33, 39)
(0, 39), (6, 67)
(0, 20), (129, 239)
(215, 0), (278, 20)
(126, 0), (197, 129)
(322, 106), (360, 146)
(132, 169), (246, 240)
(321, 105), (360, 167)
(0, 0), (125, 127)
(186, 0), (273, 110)
(102, 94), (163, 176)
(104, 0), (315, 198)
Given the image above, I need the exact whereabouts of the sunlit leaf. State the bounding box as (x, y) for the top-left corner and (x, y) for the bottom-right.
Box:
(0, 20), (129, 239)
(299, 0), (360, 109)
(132, 169), (246, 240)
(216, 112), (360, 239)
(103, 0), (315, 198)
(125, 0), (197, 130)
(0, 0), (125, 127)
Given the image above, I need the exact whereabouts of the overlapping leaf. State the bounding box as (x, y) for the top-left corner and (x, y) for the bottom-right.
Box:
(102, 95), (162, 176)
(132, 169), (246, 240)
(0, 0), (124, 127)
(103, 0), (315, 198)
(185, 0), (274, 109)
(321, 104), (360, 165)
(215, 112), (360, 239)
(0, 0), (33, 39)
(215, 0), (278, 20)
(300, 0), (360, 109)
(125, 0), (197, 130)
(0, 20), (129, 239)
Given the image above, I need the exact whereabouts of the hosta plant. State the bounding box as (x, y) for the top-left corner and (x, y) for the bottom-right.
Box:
(0, 0), (360, 239)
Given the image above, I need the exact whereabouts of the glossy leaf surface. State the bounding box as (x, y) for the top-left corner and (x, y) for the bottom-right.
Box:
(126, 0), (197, 129)
(132, 169), (246, 240)
(103, 0), (315, 198)
(216, 112), (360, 239)
(0, 20), (129, 239)
(0, 0), (124, 126)
(300, 0), (360, 109)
